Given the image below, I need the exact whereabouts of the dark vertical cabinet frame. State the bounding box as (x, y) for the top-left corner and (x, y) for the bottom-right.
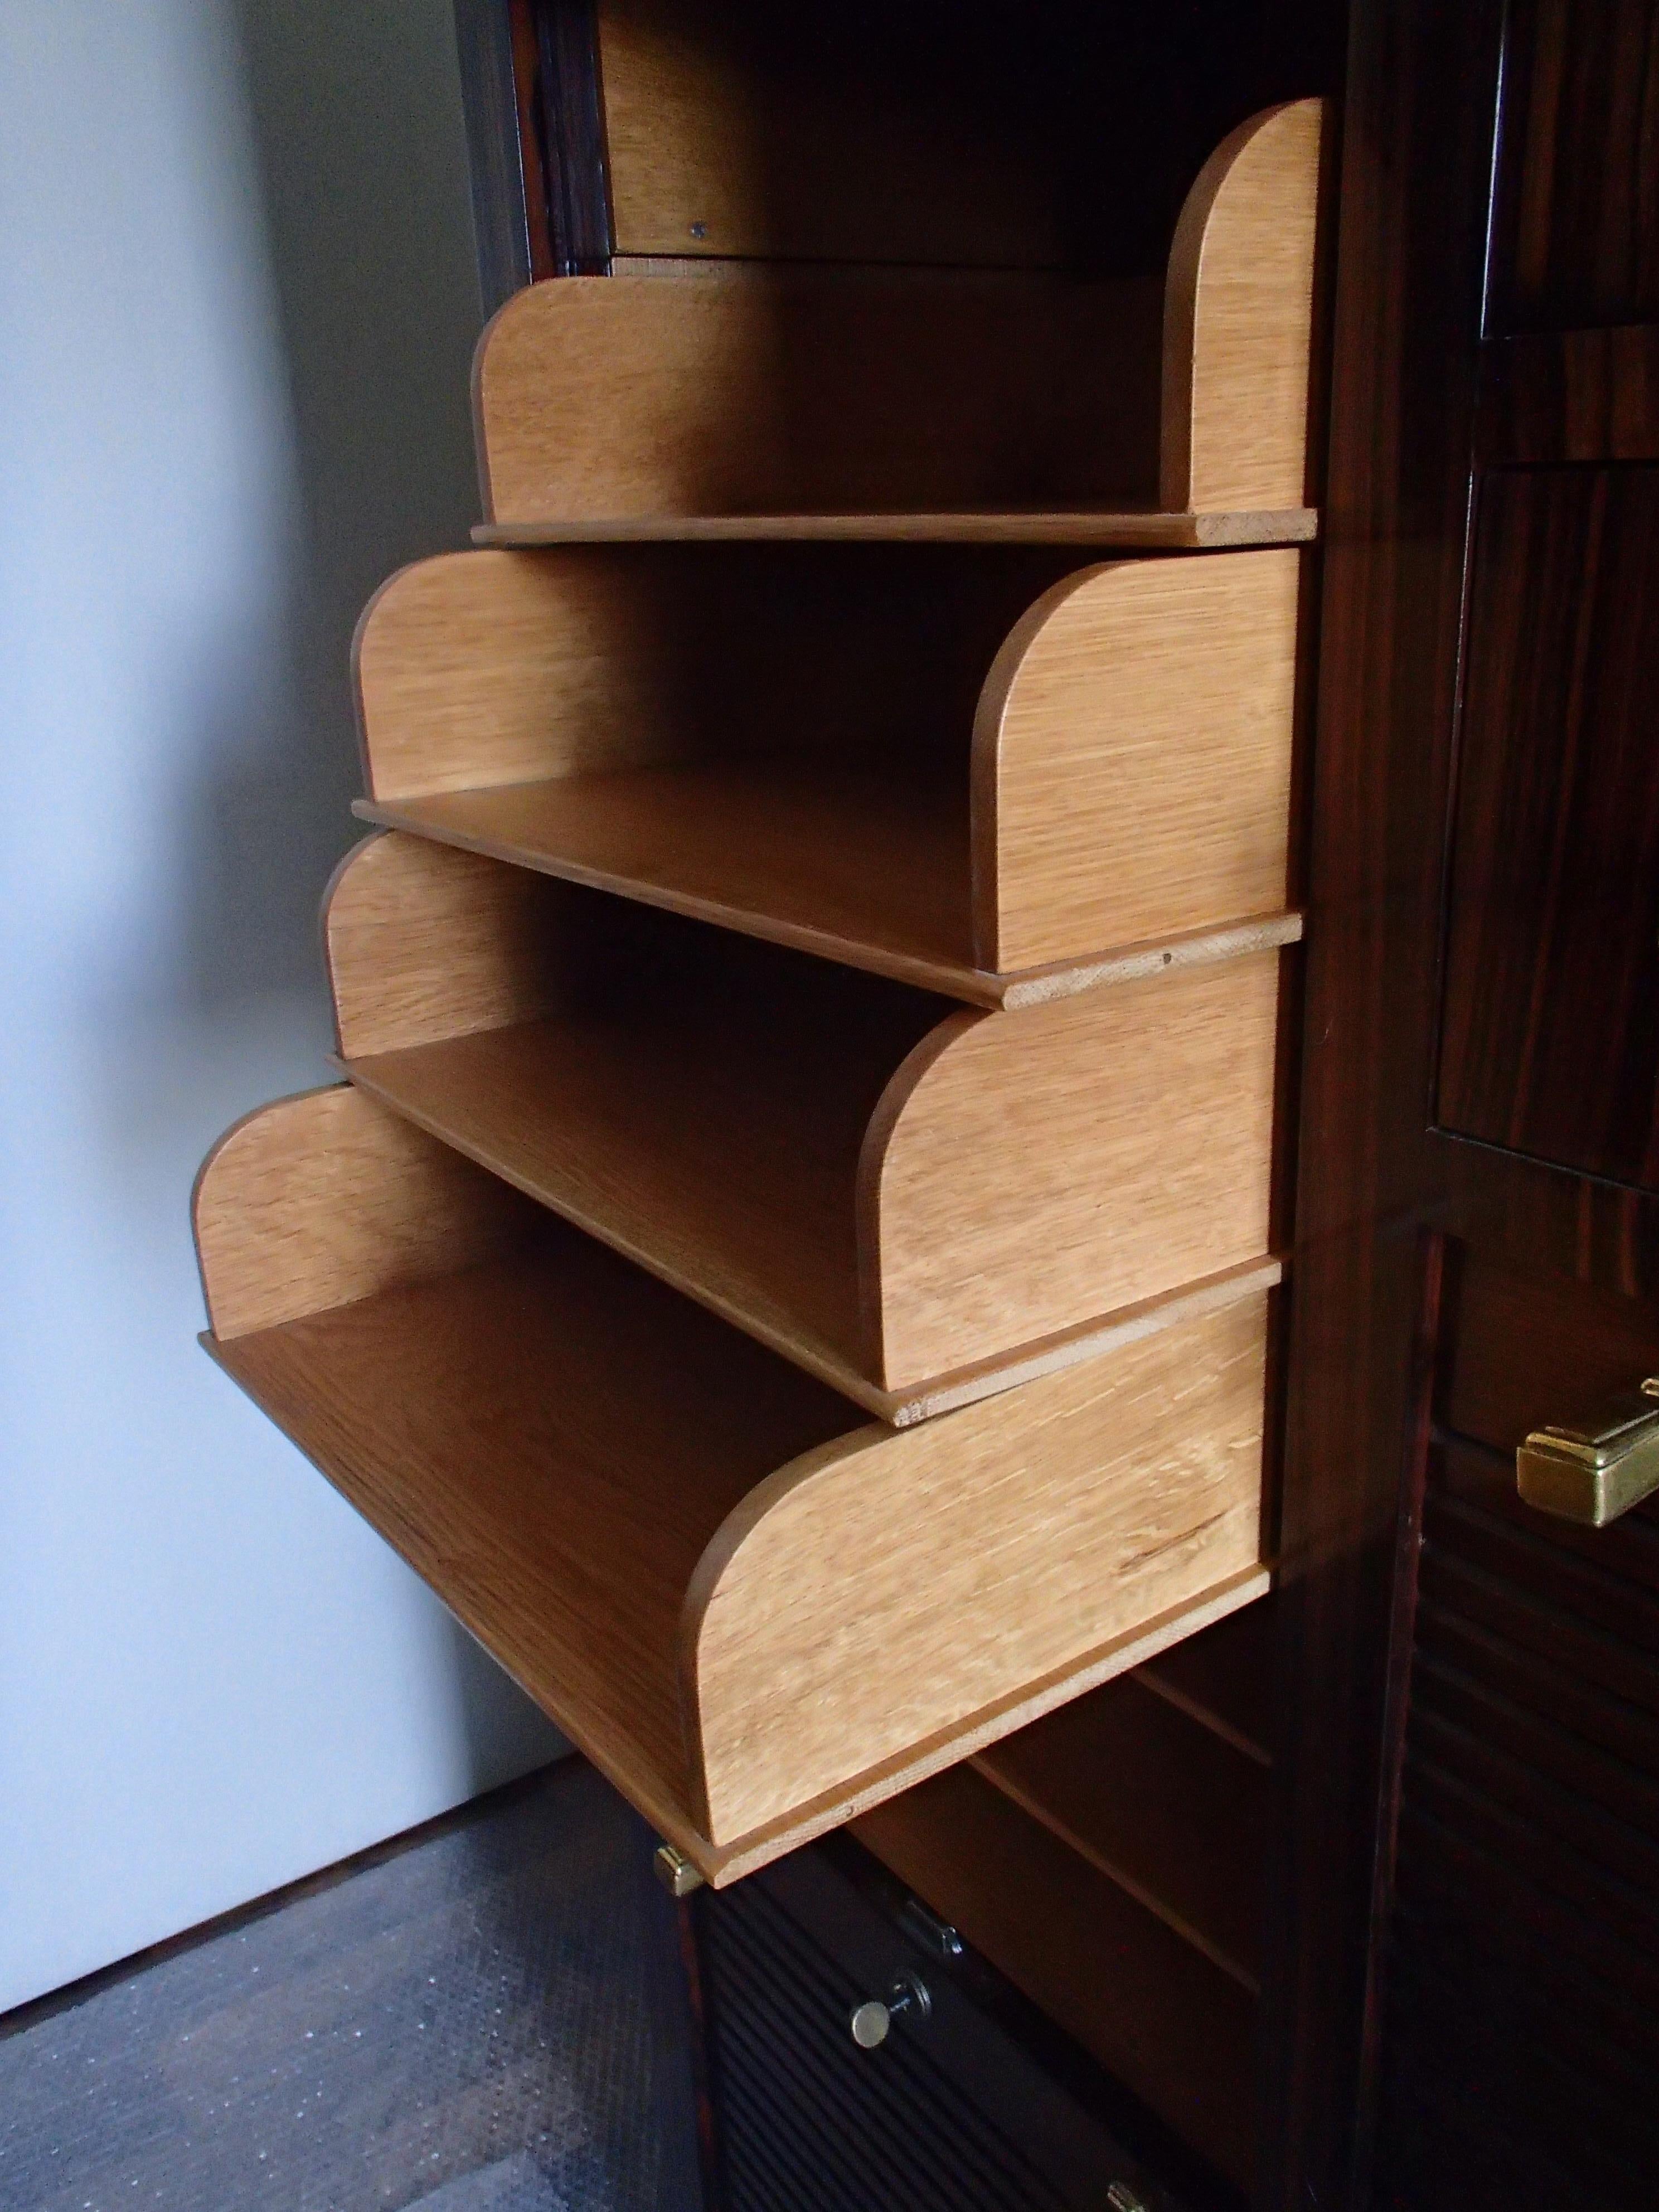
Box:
(1275, 1), (1659, 2206)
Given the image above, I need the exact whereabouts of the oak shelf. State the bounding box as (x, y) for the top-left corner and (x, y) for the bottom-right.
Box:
(324, 830), (1286, 1418)
(191, 89), (1326, 1907)
(195, 1086), (1273, 1888)
(356, 748), (1302, 1011)
(353, 539), (1304, 997)
(474, 103), (1324, 545)
(473, 506), (1320, 549)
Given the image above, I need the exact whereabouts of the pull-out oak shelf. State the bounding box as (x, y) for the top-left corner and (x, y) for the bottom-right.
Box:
(472, 101), (1324, 548)
(324, 830), (1284, 1422)
(352, 540), (1303, 1005)
(193, 1085), (1273, 1888)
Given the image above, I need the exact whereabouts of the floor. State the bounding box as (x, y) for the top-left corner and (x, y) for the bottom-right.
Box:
(0, 1761), (703, 2212)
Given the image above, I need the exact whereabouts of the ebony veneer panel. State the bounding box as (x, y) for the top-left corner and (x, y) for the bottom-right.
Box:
(1437, 466), (1659, 1185)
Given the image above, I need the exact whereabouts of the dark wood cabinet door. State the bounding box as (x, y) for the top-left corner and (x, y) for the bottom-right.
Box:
(1272, 2), (1659, 2205)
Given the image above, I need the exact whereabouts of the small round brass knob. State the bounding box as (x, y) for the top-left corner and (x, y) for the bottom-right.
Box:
(848, 1971), (930, 2049)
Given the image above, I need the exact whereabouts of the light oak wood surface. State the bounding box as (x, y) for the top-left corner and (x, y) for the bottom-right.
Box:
(865, 950), (1282, 1389)
(597, 0), (1064, 269)
(473, 267), (1162, 524)
(195, 1086), (1272, 1886)
(470, 99), (1322, 536)
(191, 1083), (530, 1340)
(973, 549), (1300, 971)
(853, 1763), (1259, 2190)
(1162, 98), (1325, 513)
(473, 508), (1319, 547)
(973, 1675), (1269, 1987)
(352, 544), (1302, 1000)
(323, 834), (1284, 1406)
(685, 1291), (1270, 1841)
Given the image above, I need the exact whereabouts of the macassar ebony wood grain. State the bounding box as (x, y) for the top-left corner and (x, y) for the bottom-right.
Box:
(1437, 465), (1659, 1187)
(1478, 326), (1659, 466)
(1263, 0), (1507, 2205)
(528, 0), (613, 275)
(196, 1084), (1274, 1884)
(852, 1762), (1260, 2195)
(1485, 0), (1659, 337)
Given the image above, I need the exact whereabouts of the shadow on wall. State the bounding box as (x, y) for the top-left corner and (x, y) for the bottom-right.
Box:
(209, 0), (566, 1793)
(182, 0), (487, 1008)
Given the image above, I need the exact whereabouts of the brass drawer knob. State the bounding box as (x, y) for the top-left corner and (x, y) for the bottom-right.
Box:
(1517, 1379), (1659, 1526)
(848, 1972), (931, 2049)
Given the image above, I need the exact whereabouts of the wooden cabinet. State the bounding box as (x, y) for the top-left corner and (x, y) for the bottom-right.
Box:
(1275, 1), (1659, 2206)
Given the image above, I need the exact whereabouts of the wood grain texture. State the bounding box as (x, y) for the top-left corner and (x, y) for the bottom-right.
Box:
(1445, 1249), (1659, 1459)
(192, 1085), (531, 1340)
(852, 1762), (1259, 2191)
(596, 0), (1064, 268)
(474, 507), (1320, 546)
(353, 541), (1079, 804)
(973, 548), (1299, 971)
(974, 1673), (1269, 1987)
(1437, 467), (1659, 1186)
(864, 951), (1281, 1389)
(1479, 326), (1659, 466)
(324, 834), (1283, 1408)
(1161, 98), (1325, 512)
(353, 541), (1303, 1005)
(684, 1292), (1269, 1843)
(1136, 1588), (1278, 1764)
(324, 837), (936, 1409)
(1486, 0), (1659, 336)
(473, 266), (1162, 522)
(197, 1087), (1271, 1888)
(359, 769), (1303, 1011)
(1263, 6), (1503, 2203)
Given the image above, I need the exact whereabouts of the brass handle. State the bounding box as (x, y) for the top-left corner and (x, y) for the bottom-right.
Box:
(1516, 1378), (1659, 1526)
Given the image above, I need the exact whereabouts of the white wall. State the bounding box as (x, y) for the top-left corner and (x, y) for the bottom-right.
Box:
(0, 1), (562, 2015)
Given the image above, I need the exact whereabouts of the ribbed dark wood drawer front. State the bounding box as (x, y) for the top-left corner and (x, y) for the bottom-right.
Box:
(693, 1842), (1195, 2212)
(1380, 1252), (1659, 2209)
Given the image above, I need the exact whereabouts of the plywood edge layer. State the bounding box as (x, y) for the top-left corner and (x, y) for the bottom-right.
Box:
(695, 1565), (1273, 1886)
(471, 510), (1320, 546)
(885, 1253), (1284, 1425)
(996, 910), (1304, 1007)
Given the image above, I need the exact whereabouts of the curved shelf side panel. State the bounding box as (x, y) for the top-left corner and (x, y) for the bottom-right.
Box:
(971, 546), (1301, 974)
(682, 1288), (1272, 1847)
(353, 548), (698, 804)
(861, 951), (1283, 1393)
(1161, 96), (1327, 515)
(192, 1083), (530, 1341)
(472, 267), (1162, 525)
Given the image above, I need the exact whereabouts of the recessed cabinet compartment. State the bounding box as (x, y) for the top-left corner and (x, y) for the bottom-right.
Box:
(353, 541), (1302, 994)
(322, 831), (1283, 1418)
(473, 99), (1324, 541)
(193, 1084), (1272, 1885)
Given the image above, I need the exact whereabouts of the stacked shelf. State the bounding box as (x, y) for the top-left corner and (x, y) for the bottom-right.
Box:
(853, 1598), (1278, 2191)
(193, 95), (1324, 1887)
